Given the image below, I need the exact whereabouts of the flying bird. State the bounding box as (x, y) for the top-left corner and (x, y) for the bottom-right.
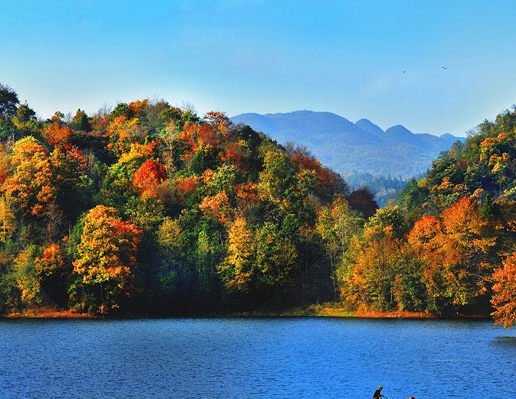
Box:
(442, 66), (448, 70)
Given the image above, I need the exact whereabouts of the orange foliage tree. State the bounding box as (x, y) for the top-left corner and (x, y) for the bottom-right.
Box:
(199, 191), (233, 223)
(340, 225), (408, 311)
(72, 205), (143, 314)
(408, 196), (496, 313)
(106, 115), (146, 157)
(34, 241), (70, 306)
(35, 242), (66, 278)
(42, 122), (72, 147)
(132, 159), (167, 199)
(491, 252), (516, 328)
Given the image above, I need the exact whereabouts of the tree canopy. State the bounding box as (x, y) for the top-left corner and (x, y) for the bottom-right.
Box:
(0, 83), (19, 118)
(1, 82), (516, 326)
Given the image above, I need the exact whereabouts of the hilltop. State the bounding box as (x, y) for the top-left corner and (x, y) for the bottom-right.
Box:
(231, 111), (463, 180)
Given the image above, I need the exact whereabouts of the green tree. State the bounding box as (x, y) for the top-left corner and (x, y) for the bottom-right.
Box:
(0, 195), (17, 242)
(13, 102), (36, 125)
(194, 219), (223, 297)
(256, 220), (299, 294)
(0, 118), (18, 142)
(366, 206), (408, 239)
(0, 83), (19, 118)
(259, 149), (297, 210)
(316, 195), (364, 299)
(71, 109), (92, 132)
(13, 245), (41, 309)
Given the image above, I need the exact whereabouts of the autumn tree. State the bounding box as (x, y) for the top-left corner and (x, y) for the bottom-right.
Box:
(42, 122), (72, 147)
(199, 190), (233, 223)
(316, 195), (364, 299)
(101, 142), (156, 207)
(71, 205), (143, 314)
(408, 196), (496, 314)
(217, 217), (256, 293)
(132, 159), (167, 199)
(491, 252), (516, 328)
(204, 111), (229, 132)
(366, 206), (407, 239)
(2, 136), (56, 218)
(106, 105), (149, 157)
(340, 225), (406, 311)
(34, 241), (69, 306)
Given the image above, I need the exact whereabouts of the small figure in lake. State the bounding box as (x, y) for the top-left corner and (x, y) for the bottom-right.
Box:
(373, 386), (384, 399)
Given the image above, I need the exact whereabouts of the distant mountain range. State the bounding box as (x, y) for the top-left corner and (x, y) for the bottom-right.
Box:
(231, 111), (464, 180)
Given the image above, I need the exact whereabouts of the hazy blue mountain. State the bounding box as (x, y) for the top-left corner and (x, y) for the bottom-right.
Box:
(355, 118), (384, 138)
(231, 110), (463, 180)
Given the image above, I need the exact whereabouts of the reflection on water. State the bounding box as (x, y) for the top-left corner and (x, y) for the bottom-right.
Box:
(0, 318), (514, 398)
(494, 335), (516, 347)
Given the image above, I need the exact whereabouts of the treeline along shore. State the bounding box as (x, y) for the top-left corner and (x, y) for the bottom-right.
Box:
(1, 83), (516, 327)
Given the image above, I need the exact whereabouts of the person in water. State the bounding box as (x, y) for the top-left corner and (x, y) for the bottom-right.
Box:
(373, 386), (384, 399)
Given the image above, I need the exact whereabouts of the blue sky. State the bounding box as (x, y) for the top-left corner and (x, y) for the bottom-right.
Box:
(2, 0), (516, 136)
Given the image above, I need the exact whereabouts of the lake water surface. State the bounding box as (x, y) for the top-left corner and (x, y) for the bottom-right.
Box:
(0, 318), (515, 398)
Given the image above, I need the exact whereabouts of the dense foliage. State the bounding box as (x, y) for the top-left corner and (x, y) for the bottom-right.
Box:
(1, 84), (516, 327)
(0, 92), (350, 315)
(338, 107), (516, 326)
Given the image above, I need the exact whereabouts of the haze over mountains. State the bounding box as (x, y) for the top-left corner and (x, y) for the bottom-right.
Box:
(231, 111), (463, 180)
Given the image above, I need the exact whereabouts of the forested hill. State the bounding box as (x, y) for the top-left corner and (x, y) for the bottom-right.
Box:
(231, 111), (463, 179)
(1, 82), (516, 327)
(0, 87), (357, 316)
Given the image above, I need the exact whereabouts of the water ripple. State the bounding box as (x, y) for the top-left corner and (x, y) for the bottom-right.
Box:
(0, 318), (514, 398)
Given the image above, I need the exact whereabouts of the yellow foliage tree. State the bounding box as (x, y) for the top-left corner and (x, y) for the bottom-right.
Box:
(72, 205), (142, 314)
(2, 136), (56, 217)
(217, 217), (256, 292)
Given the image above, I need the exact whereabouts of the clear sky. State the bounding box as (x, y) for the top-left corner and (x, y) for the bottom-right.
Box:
(2, 0), (516, 136)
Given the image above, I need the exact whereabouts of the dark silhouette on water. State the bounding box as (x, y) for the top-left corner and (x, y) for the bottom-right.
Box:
(373, 386), (385, 399)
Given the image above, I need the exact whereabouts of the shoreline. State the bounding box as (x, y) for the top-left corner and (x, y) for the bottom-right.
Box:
(2, 304), (490, 320)
(5, 307), (94, 319)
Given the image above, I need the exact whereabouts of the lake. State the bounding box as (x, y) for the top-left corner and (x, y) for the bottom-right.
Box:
(0, 317), (514, 398)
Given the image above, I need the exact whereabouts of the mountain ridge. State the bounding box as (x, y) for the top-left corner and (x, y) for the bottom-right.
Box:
(231, 110), (463, 180)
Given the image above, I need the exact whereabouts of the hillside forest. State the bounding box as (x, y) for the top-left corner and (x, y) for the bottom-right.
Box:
(1, 83), (516, 327)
